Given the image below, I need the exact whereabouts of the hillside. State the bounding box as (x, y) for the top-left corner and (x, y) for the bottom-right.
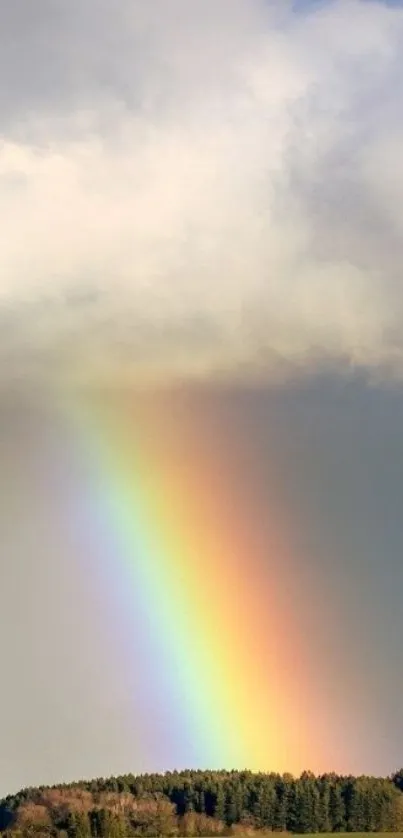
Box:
(1, 770), (403, 836)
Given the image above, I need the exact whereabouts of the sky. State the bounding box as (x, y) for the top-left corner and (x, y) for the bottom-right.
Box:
(1, 0), (403, 797)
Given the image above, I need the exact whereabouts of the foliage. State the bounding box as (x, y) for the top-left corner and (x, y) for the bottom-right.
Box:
(1, 769), (403, 836)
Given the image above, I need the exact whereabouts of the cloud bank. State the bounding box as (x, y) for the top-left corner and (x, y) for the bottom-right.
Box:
(1, 0), (403, 387)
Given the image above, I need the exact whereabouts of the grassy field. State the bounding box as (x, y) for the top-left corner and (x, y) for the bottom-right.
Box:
(293, 834), (403, 837)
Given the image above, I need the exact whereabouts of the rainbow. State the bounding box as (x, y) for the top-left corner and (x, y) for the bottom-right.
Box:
(60, 387), (316, 774)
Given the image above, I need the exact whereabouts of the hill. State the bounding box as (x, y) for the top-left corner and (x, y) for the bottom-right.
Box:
(2, 770), (403, 837)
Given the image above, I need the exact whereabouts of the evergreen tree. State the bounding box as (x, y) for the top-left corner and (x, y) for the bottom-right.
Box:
(67, 813), (91, 838)
(224, 788), (237, 826)
(329, 782), (345, 832)
(213, 787), (225, 822)
(392, 769), (403, 793)
(272, 781), (287, 832)
(316, 778), (331, 832)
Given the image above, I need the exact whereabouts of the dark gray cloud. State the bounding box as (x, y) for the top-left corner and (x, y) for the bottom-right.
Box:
(0, 1), (140, 130)
(1, 372), (403, 791)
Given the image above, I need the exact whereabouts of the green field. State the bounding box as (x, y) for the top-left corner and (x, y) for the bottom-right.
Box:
(293, 834), (403, 838)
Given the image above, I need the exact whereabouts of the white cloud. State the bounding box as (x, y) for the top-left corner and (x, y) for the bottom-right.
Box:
(1, 0), (403, 387)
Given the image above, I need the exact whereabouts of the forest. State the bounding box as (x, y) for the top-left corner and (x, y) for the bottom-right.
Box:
(1, 769), (403, 837)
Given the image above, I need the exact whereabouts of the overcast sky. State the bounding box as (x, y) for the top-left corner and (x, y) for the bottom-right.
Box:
(1, 0), (403, 386)
(1, 0), (403, 796)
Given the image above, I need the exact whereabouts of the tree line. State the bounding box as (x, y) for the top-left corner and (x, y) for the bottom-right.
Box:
(1, 769), (403, 837)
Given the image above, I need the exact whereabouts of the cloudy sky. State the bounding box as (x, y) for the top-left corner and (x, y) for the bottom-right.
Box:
(1, 0), (403, 386)
(1, 0), (403, 796)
